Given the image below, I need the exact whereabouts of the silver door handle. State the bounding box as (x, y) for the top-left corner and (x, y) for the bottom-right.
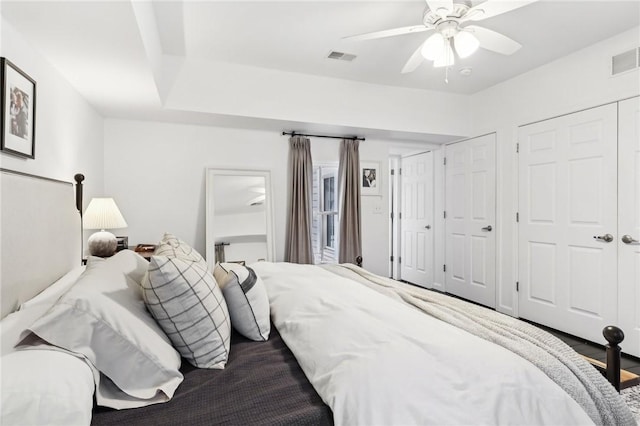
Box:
(482, 225), (492, 232)
(593, 234), (614, 243)
(424, 225), (431, 229)
(622, 235), (639, 244)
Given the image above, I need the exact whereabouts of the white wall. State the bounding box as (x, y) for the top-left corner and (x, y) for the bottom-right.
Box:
(104, 119), (287, 260)
(467, 26), (640, 316)
(104, 118), (432, 276)
(214, 211), (266, 239)
(166, 58), (472, 139)
(0, 18), (104, 200)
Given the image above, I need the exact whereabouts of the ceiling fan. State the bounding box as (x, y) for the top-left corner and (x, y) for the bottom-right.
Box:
(343, 0), (538, 73)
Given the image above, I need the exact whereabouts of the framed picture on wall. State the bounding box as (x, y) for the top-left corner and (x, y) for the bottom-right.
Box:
(1, 57), (36, 159)
(360, 162), (380, 196)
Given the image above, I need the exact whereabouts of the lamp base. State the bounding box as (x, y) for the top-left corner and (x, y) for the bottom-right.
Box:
(88, 230), (117, 257)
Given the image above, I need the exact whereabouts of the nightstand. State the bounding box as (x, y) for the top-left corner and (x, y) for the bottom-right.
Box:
(129, 246), (154, 261)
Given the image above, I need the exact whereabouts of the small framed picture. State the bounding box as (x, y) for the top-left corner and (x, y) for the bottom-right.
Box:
(360, 162), (380, 196)
(1, 58), (36, 159)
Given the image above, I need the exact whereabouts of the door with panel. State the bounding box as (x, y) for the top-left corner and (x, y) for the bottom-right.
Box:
(400, 152), (434, 288)
(518, 104), (618, 345)
(618, 97), (640, 358)
(445, 134), (496, 308)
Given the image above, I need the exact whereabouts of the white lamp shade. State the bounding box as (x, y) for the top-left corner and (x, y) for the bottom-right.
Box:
(434, 39), (455, 68)
(421, 32), (445, 61)
(83, 198), (128, 230)
(454, 31), (480, 59)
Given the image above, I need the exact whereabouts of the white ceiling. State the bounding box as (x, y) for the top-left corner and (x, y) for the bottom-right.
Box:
(2, 0), (639, 141)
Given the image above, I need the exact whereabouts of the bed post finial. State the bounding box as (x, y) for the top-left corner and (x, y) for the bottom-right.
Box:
(603, 325), (624, 392)
(356, 256), (362, 267)
(74, 173), (85, 214)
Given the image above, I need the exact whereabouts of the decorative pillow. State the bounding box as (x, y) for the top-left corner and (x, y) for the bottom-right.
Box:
(142, 256), (231, 369)
(154, 232), (207, 268)
(213, 263), (270, 341)
(22, 250), (184, 408)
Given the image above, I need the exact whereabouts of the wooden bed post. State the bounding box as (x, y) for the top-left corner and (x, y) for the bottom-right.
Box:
(74, 173), (85, 264)
(603, 325), (624, 392)
(74, 173), (84, 214)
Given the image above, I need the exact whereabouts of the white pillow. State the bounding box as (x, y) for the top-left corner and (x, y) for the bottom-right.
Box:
(213, 263), (270, 341)
(1, 349), (94, 426)
(155, 232), (207, 269)
(142, 256), (231, 369)
(22, 250), (184, 408)
(17, 265), (85, 312)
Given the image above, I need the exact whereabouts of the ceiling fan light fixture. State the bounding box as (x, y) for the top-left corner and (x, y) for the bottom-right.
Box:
(433, 38), (455, 68)
(435, 7), (450, 19)
(421, 32), (445, 60)
(454, 31), (480, 58)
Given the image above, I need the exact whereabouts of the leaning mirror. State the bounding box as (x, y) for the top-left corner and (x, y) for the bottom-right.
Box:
(206, 169), (275, 271)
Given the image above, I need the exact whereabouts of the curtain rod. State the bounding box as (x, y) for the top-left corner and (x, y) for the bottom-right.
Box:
(282, 131), (365, 141)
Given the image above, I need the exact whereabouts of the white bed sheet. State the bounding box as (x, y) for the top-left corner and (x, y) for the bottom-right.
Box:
(253, 262), (594, 426)
(1, 265), (95, 426)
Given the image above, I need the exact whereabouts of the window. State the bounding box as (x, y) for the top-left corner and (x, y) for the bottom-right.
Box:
(312, 165), (338, 263)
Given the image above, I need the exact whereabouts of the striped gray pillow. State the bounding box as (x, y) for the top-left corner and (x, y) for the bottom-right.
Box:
(143, 256), (231, 368)
(213, 263), (270, 341)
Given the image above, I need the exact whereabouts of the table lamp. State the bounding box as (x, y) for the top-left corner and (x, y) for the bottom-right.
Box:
(83, 197), (128, 257)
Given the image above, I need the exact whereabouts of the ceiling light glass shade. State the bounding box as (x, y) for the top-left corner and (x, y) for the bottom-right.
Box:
(83, 198), (128, 230)
(434, 39), (455, 68)
(454, 31), (480, 58)
(421, 32), (445, 61)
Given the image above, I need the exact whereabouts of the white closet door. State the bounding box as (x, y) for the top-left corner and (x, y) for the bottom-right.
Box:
(400, 152), (434, 288)
(618, 97), (640, 358)
(445, 134), (496, 307)
(518, 104), (618, 344)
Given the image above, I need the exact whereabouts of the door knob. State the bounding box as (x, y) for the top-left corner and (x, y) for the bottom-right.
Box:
(424, 225), (431, 229)
(481, 225), (492, 232)
(622, 235), (639, 244)
(593, 234), (614, 243)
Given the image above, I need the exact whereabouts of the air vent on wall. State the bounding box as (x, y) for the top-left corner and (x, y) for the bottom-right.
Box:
(611, 47), (640, 76)
(328, 51), (356, 61)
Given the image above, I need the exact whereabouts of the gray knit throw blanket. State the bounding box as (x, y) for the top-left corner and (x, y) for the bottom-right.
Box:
(322, 263), (635, 426)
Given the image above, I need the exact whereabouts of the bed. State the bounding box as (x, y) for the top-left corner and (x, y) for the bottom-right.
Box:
(0, 169), (635, 426)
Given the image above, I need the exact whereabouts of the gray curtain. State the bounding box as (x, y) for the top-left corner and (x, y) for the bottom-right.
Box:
(214, 243), (226, 263)
(284, 136), (314, 264)
(338, 139), (362, 264)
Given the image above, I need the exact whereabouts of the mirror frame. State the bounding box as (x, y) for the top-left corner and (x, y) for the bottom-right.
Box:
(205, 168), (276, 271)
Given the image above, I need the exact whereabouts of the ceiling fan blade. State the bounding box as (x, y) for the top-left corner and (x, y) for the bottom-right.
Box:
(465, 25), (522, 55)
(401, 39), (429, 74)
(343, 25), (429, 41)
(462, 0), (538, 22)
(425, 0), (454, 18)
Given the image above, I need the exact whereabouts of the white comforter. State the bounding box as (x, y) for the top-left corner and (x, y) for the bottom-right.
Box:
(253, 262), (594, 426)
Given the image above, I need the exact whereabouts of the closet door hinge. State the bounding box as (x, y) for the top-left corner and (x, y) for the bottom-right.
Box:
(399, 257), (402, 264)
(443, 157), (447, 166)
(443, 264), (447, 272)
(516, 142), (520, 153)
(399, 168), (402, 175)
(391, 212), (394, 220)
(516, 212), (520, 222)
(443, 210), (447, 219)
(390, 255), (394, 262)
(391, 169), (395, 176)
(516, 281), (520, 292)
(399, 212), (402, 220)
